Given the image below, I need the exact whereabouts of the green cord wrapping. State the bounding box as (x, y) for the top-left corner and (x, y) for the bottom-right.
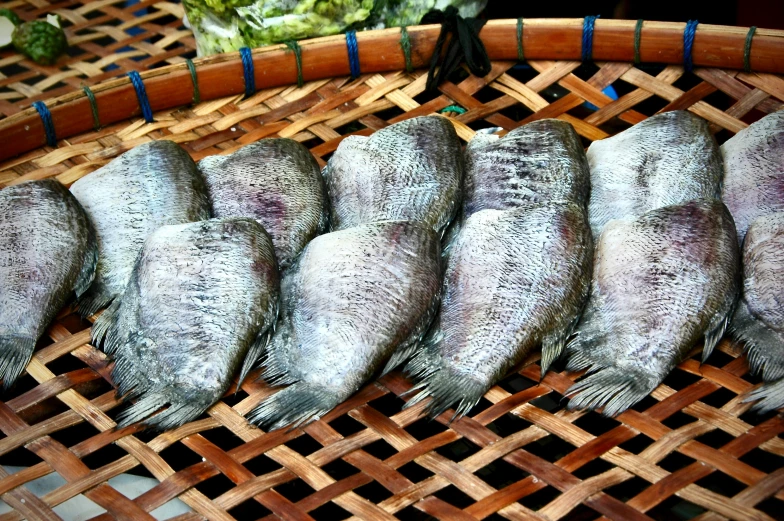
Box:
(186, 59), (201, 104)
(634, 19), (643, 65)
(517, 18), (524, 62)
(284, 41), (304, 88)
(82, 86), (101, 131)
(400, 26), (414, 73)
(439, 104), (467, 115)
(744, 26), (756, 73)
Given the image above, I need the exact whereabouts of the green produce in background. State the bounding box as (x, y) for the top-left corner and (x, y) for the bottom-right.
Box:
(183, 0), (487, 56)
(0, 8), (21, 49)
(11, 16), (68, 65)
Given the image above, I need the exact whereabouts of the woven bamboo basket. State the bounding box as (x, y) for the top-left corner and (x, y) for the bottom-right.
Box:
(0, 9), (783, 521)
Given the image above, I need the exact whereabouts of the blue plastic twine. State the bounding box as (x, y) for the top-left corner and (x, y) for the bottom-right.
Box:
(683, 20), (699, 73)
(127, 71), (153, 123)
(239, 47), (256, 99)
(346, 30), (361, 78)
(582, 15), (599, 62)
(32, 101), (57, 148)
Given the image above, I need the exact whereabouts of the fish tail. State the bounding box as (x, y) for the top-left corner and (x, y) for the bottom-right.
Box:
(0, 336), (35, 389)
(237, 330), (270, 391)
(702, 312), (732, 363)
(566, 366), (658, 417)
(404, 363), (488, 422)
(116, 393), (168, 428)
(381, 340), (422, 377)
(246, 382), (339, 431)
(540, 326), (573, 378)
(743, 379), (784, 414)
(91, 299), (122, 352)
(732, 302), (784, 381)
(77, 282), (114, 318)
(110, 348), (146, 399)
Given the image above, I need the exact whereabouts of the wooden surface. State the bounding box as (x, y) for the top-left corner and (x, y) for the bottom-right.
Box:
(0, 50), (782, 520)
(1, 18), (784, 160)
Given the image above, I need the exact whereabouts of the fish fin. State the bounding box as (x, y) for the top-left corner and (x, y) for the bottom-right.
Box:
(115, 392), (168, 428)
(237, 330), (270, 391)
(732, 302), (784, 381)
(566, 366), (658, 417)
(403, 364), (487, 422)
(77, 282), (114, 318)
(701, 313), (732, 363)
(381, 342), (419, 377)
(73, 226), (98, 298)
(743, 379), (784, 414)
(540, 325), (575, 378)
(246, 382), (339, 431)
(91, 299), (122, 352)
(110, 348), (146, 399)
(0, 336), (35, 389)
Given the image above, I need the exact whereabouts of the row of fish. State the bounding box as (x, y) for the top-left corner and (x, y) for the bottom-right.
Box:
(0, 110), (782, 432)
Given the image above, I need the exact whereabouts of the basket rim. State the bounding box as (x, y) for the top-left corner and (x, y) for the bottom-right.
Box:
(1, 18), (783, 162)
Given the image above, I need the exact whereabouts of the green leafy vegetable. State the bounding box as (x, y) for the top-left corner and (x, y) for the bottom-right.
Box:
(12, 20), (67, 65)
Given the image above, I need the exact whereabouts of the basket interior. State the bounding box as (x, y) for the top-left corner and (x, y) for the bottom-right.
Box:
(0, 56), (783, 521)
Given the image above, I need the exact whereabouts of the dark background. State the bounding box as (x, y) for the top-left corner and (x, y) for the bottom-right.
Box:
(483, 0), (784, 29)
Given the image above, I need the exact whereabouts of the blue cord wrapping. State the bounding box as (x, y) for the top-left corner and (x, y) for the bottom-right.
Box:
(683, 20), (699, 73)
(582, 15), (599, 62)
(127, 71), (153, 123)
(239, 47), (256, 99)
(346, 30), (361, 78)
(32, 101), (57, 148)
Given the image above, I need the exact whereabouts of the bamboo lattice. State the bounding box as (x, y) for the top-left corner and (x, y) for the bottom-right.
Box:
(0, 5), (783, 521)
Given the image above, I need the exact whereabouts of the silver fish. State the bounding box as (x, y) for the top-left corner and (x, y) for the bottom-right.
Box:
(70, 141), (211, 317)
(246, 221), (441, 430)
(587, 110), (722, 238)
(463, 119), (590, 217)
(198, 138), (327, 270)
(732, 213), (784, 413)
(721, 111), (784, 245)
(0, 180), (97, 387)
(566, 199), (740, 416)
(324, 116), (462, 233)
(92, 218), (279, 430)
(405, 202), (593, 419)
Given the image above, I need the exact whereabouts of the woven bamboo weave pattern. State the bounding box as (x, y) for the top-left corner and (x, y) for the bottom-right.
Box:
(0, 55), (783, 520)
(0, 0), (193, 116)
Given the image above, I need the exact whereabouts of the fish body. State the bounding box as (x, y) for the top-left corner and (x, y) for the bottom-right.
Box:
(70, 141), (211, 316)
(247, 221), (442, 430)
(92, 218), (279, 430)
(463, 119), (590, 217)
(0, 180), (97, 387)
(198, 138), (327, 269)
(324, 116), (462, 233)
(732, 213), (784, 412)
(405, 202), (593, 419)
(587, 110), (722, 237)
(721, 111), (784, 245)
(566, 199), (740, 416)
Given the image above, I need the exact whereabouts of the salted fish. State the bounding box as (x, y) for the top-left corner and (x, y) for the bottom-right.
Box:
(324, 116), (462, 234)
(198, 138), (327, 269)
(721, 111), (784, 245)
(565, 199), (740, 416)
(587, 110), (722, 237)
(246, 221), (441, 430)
(0, 180), (97, 387)
(405, 202), (593, 419)
(71, 141), (211, 317)
(92, 218), (279, 430)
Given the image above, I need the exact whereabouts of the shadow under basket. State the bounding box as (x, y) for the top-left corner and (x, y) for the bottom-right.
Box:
(0, 17), (783, 521)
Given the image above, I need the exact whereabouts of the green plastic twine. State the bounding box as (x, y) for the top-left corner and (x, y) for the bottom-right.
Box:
(400, 26), (414, 73)
(284, 41), (304, 88)
(634, 19), (643, 65)
(186, 59), (201, 105)
(744, 26), (757, 73)
(82, 86), (101, 131)
(439, 104), (467, 115)
(517, 18), (525, 62)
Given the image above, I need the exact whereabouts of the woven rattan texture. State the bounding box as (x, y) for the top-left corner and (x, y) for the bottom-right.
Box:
(0, 60), (783, 520)
(0, 0), (193, 117)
